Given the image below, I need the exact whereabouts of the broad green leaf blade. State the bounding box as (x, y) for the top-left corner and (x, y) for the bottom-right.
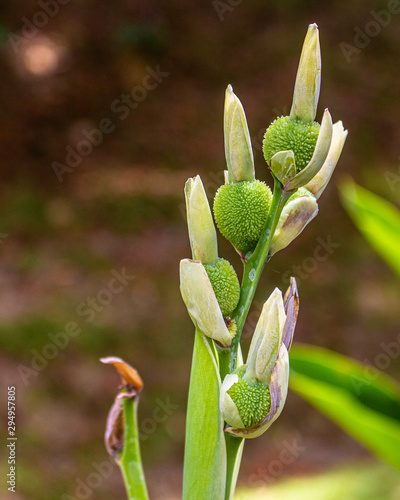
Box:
(183, 329), (226, 500)
(290, 344), (400, 421)
(290, 371), (400, 469)
(290, 344), (400, 469)
(339, 179), (400, 277)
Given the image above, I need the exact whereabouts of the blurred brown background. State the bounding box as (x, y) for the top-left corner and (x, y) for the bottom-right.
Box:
(0, 1), (399, 499)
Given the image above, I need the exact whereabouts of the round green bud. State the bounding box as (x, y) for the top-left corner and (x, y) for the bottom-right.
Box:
(213, 180), (273, 255)
(263, 116), (320, 173)
(204, 258), (240, 317)
(227, 365), (271, 428)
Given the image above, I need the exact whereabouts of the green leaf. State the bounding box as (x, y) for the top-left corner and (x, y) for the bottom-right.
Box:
(183, 329), (226, 500)
(339, 179), (400, 277)
(289, 344), (400, 469)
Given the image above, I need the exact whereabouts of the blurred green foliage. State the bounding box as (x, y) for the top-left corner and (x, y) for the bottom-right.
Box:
(290, 344), (400, 469)
(340, 179), (400, 277)
(236, 460), (400, 500)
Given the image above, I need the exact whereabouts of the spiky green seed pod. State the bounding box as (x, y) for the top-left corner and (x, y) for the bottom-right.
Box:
(213, 180), (273, 255)
(226, 366), (271, 428)
(263, 116), (320, 173)
(204, 258), (240, 317)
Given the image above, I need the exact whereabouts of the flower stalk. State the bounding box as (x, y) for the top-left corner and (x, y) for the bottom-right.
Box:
(227, 176), (291, 373)
(102, 22), (347, 500)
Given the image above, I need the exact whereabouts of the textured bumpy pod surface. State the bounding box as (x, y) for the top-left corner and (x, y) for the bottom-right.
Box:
(263, 116), (320, 172)
(204, 258), (240, 317)
(222, 365), (271, 428)
(213, 180), (273, 255)
(224, 343), (290, 439)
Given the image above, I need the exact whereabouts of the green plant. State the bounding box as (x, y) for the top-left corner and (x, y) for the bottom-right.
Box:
(101, 24), (349, 499)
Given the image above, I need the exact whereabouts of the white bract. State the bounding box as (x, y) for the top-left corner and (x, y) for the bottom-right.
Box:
(270, 192), (319, 255)
(185, 175), (218, 264)
(224, 85), (255, 183)
(179, 259), (233, 347)
(290, 23), (321, 123)
(305, 121), (348, 198)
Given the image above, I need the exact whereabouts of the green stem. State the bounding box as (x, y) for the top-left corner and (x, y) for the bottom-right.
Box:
(217, 345), (231, 381)
(228, 177), (290, 374)
(224, 434), (244, 500)
(119, 397), (149, 500)
(217, 176), (290, 500)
